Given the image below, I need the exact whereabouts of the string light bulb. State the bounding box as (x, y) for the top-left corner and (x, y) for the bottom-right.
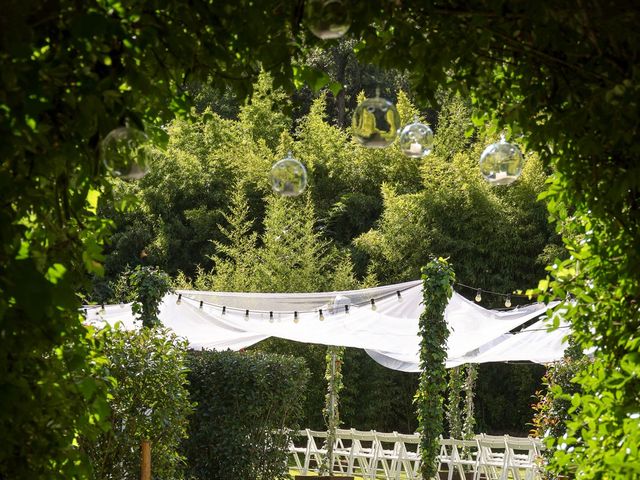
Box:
(370, 298), (377, 311)
(319, 309), (324, 321)
(505, 294), (512, 308)
(475, 289), (482, 303)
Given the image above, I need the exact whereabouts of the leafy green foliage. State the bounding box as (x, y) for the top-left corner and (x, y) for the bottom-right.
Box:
(531, 344), (590, 479)
(83, 326), (193, 480)
(355, 94), (555, 293)
(321, 346), (345, 475)
(126, 266), (173, 328)
(416, 258), (455, 479)
(446, 367), (464, 438)
(183, 350), (310, 480)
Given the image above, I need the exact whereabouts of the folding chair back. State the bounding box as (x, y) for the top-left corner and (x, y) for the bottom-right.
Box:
(395, 432), (421, 480)
(504, 436), (539, 480)
(475, 435), (508, 480)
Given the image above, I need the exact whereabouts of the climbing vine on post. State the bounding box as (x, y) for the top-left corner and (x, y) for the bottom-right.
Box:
(127, 266), (173, 328)
(416, 258), (455, 480)
(462, 364), (478, 439)
(446, 366), (464, 439)
(321, 345), (345, 475)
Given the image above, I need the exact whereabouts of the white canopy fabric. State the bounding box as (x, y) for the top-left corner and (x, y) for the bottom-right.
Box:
(84, 280), (566, 370)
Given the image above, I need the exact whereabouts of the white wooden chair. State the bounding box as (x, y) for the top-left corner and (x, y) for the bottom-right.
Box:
(395, 432), (421, 480)
(350, 429), (378, 479)
(304, 429), (329, 473)
(332, 428), (357, 474)
(474, 435), (508, 480)
(438, 437), (458, 480)
(452, 438), (480, 480)
(504, 436), (540, 480)
(288, 429), (308, 472)
(373, 431), (403, 479)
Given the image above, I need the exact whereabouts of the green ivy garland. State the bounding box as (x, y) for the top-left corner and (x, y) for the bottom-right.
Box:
(446, 366), (464, 439)
(321, 345), (345, 475)
(416, 258), (455, 480)
(462, 364), (478, 439)
(127, 266), (173, 328)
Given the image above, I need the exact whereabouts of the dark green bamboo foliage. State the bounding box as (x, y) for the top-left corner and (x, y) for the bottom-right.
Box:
(416, 258), (455, 480)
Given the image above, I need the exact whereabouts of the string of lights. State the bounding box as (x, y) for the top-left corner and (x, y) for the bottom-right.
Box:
(175, 284), (416, 319)
(84, 281), (546, 318)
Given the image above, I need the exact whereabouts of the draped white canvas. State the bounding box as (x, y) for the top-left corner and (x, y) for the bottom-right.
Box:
(84, 281), (566, 370)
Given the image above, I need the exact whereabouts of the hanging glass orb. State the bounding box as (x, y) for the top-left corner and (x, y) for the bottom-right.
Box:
(352, 93), (401, 148)
(306, 0), (351, 40)
(399, 116), (434, 158)
(479, 135), (524, 185)
(270, 152), (308, 197)
(100, 126), (150, 180)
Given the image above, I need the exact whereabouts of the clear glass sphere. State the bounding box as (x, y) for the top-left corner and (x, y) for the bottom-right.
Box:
(100, 127), (150, 180)
(270, 152), (308, 196)
(352, 96), (401, 148)
(479, 136), (524, 185)
(399, 119), (434, 158)
(306, 0), (351, 40)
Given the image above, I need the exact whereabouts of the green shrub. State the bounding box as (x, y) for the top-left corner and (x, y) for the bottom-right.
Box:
(183, 350), (310, 480)
(84, 326), (194, 480)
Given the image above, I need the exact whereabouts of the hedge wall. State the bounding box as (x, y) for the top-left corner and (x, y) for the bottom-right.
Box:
(183, 350), (310, 480)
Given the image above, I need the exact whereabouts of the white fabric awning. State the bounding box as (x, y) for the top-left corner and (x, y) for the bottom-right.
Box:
(84, 281), (566, 370)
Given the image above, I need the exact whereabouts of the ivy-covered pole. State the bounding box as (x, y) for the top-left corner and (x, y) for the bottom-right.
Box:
(462, 364), (478, 439)
(321, 345), (345, 476)
(446, 367), (464, 439)
(128, 265), (172, 328)
(416, 258), (455, 480)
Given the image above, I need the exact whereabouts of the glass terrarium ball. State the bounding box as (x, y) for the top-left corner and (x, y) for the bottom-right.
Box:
(352, 96), (401, 148)
(479, 136), (524, 185)
(399, 120), (434, 158)
(270, 153), (308, 197)
(306, 0), (351, 40)
(100, 126), (150, 180)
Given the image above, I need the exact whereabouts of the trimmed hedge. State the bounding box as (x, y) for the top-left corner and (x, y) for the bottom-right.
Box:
(183, 350), (310, 480)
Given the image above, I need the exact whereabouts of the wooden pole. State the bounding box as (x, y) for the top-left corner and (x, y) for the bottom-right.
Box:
(141, 440), (151, 480)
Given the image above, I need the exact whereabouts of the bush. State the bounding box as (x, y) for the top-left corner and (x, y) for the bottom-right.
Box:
(531, 344), (590, 479)
(84, 326), (194, 480)
(183, 350), (310, 480)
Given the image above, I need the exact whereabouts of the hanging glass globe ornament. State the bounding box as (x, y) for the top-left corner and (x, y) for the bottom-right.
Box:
(270, 152), (308, 197)
(352, 90), (401, 148)
(399, 116), (434, 158)
(479, 134), (524, 185)
(306, 0), (351, 40)
(100, 126), (151, 180)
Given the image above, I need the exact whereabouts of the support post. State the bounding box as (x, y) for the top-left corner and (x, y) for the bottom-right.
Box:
(141, 439), (151, 480)
(416, 258), (455, 480)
